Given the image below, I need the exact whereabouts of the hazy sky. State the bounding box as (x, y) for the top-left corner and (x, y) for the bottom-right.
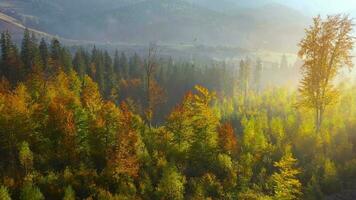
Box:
(271, 0), (356, 15)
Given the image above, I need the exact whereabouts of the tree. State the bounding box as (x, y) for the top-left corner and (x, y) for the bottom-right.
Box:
(280, 55), (288, 69)
(19, 141), (33, 175)
(298, 15), (354, 133)
(119, 52), (129, 79)
(129, 53), (142, 79)
(271, 150), (302, 200)
(21, 29), (33, 73)
(143, 44), (165, 124)
(107, 103), (139, 178)
(63, 185), (75, 200)
(239, 58), (251, 105)
(50, 38), (62, 70)
(254, 58), (263, 93)
(156, 165), (186, 200)
(217, 123), (238, 156)
(39, 38), (49, 71)
(0, 31), (23, 84)
(20, 184), (44, 200)
(0, 185), (11, 200)
(73, 48), (87, 78)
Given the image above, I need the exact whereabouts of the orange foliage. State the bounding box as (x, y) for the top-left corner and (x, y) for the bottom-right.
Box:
(218, 123), (238, 156)
(107, 103), (140, 178)
(81, 75), (103, 113)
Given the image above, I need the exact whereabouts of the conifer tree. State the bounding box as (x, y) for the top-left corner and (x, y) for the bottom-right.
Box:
(39, 38), (49, 72)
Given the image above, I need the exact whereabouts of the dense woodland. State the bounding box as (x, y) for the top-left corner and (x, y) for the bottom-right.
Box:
(0, 15), (355, 200)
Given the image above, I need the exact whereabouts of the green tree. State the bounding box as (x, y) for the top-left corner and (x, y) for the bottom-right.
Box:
(39, 38), (48, 71)
(20, 184), (44, 200)
(19, 141), (33, 175)
(0, 185), (11, 200)
(63, 185), (75, 200)
(0, 31), (23, 84)
(156, 165), (186, 200)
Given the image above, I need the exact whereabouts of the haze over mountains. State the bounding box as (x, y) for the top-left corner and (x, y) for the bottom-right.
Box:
(0, 0), (312, 53)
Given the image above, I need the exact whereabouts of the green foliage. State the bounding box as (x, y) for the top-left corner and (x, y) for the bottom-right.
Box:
(156, 165), (186, 200)
(19, 142), (33, 174)
(0, 185), (11, 200)
(20, 184), (44, 200)
(0, 28), (355, 199)
(271, 150), (302, 200)
(63, 185), (75, 200)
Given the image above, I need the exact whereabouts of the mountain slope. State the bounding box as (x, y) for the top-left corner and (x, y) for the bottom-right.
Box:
(0, 0), (310, 52)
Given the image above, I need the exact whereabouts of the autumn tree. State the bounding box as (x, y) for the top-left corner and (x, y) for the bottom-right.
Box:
(107, 103), (140, 179)
(271, 149), (302, 200)
(143, 44), (165, 124)
(217, 123), (238, 157)
(298, 15), (354, 132)
(156, 165), (186, 200)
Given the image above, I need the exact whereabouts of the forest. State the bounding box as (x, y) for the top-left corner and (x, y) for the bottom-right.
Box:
(0, 15), (355, 200)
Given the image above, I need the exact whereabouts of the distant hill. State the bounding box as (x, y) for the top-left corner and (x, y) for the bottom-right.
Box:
(0, 0), (310, 52)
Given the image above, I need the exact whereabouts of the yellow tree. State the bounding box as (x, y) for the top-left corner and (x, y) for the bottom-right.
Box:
(271, 149), (302, 200)
(298, 15), (354, 132)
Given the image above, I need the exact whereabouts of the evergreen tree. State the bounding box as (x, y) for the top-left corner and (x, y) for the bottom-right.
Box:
(21, 29), (33, 74)
(129, 52), (142, 79)
(39, 38), (49, 72)
(119, 52), (129, 79)
(0, 31), (23, 84)
(73, 48), (86, 78)
(254, 58), (262, 93)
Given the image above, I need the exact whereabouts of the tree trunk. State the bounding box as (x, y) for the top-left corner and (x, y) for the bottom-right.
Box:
(315, 106), (323, 133)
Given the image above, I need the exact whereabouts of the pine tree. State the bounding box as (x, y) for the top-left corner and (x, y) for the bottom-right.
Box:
(239, 58), (251, 105)
(113, 49), (120, 77)
(50, 38), (62, 65)
(39, 38), (49, 72)
(21, 29), (33, 74)
(129, 52), (142, 79)
(0, 31), (23, 84)
(73, 48), (86, 78)
(119, 52), (129, 79)
(254, 58), (262, 93)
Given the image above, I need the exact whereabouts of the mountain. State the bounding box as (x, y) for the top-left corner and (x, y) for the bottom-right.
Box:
(0, 0), (310, 52)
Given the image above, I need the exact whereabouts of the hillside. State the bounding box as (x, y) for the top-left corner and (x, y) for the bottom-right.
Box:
(0, 0), (309, 52)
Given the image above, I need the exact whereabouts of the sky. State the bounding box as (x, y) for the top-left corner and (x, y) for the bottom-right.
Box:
(271, 0), (356, 16)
